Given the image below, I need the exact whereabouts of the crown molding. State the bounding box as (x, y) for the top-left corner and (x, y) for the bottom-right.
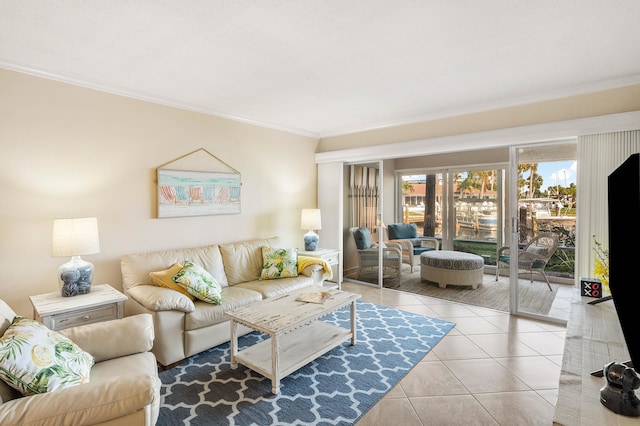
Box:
(0, 61), (321, 139)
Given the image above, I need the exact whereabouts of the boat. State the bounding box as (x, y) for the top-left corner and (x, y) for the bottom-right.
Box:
(477, 214), (498, 231)
(456, 212), (497, 231)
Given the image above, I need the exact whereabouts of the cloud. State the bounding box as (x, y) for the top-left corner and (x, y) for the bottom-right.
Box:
(549, 161), (577, 186)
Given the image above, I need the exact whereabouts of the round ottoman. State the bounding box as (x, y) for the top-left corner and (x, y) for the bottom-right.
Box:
(420, 251), (484, 289)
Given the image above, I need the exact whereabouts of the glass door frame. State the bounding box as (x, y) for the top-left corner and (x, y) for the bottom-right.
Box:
(508, 147), (520, 316)
(396, 165), (507, 257)
(344, 160), (385, 289)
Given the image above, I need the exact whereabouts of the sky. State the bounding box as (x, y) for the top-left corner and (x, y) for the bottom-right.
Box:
(401, 160), (578, 189)
(535, 160), (577, 190)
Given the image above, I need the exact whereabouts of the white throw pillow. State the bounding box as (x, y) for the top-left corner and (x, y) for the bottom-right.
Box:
(0, 317), (94, 395)
(172, 261), (222, 304)
(260, 247), (298, 280)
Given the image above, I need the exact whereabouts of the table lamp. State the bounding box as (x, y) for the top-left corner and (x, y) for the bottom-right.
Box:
(52, 217), (100, 297)
(300, 209), (321, 251)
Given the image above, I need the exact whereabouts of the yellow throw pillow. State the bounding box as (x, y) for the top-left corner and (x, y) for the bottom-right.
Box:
(149, 263), (195, 300)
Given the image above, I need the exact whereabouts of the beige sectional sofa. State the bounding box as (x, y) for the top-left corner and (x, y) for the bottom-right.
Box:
(121, 236), (326, 367)
(0, 299), (160, 425)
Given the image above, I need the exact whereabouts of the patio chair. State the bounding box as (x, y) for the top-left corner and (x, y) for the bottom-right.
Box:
(351, 227), (402, 280)
(386, 223), (439, 272)
(495, 232), (559, 291)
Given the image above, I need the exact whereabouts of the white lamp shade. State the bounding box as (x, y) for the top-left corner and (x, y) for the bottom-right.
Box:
(300, 209), (321, 231)
(52, 217), (100, 257)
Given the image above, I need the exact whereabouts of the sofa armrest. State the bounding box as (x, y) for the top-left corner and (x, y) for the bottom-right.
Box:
(418, 237), (439, 250)
(497, 246), (510, 258)
(127, 284), (195, 313)
(384, 241), (403, 253)
(389, 239), (413, 254)
(299, 263), (322, 277)
(0, 373), (159, 426)
(60, 314), (154, 363)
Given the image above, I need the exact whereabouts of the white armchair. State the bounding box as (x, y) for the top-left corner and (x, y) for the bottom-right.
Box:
(0, 299), (160, 426)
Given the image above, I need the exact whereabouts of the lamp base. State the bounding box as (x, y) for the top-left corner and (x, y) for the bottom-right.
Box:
(303, 230), (319, 251)
(58, 256), (94, 297)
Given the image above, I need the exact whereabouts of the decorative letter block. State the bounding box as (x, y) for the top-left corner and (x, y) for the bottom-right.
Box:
(580, 277), (603, 298)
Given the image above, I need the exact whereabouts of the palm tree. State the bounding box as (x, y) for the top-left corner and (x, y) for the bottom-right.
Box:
(458, 173), (475, 196)
(528, 163), (538, 198)
(402, 180), (415, 194)
(518, 163), (538, 198)
(402, 180), (415, 223)
(475, 170), (491, 198)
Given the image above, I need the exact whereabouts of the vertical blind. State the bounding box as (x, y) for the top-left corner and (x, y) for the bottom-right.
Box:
(349, 165), (379, 229)
(576, 130), (640, 281)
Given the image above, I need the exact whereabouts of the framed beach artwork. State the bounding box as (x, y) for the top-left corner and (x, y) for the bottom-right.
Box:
(156, 149), (241, 218)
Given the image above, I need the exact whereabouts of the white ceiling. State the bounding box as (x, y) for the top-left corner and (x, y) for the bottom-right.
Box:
(1, 1), (640, 138)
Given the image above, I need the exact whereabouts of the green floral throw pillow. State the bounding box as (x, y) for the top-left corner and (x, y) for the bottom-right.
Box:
(0, 317), (94, 395)
(260, 247), (298, 280)
(172, 261), (222, 304)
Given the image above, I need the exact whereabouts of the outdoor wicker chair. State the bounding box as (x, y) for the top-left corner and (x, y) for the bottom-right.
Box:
(351, 227), (402, 280)
(495, 232), (559, 291)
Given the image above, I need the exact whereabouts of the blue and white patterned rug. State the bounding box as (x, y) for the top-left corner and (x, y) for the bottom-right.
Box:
(159, 302), (455, 425)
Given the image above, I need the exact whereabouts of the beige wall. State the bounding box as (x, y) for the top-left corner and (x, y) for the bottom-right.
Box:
(4, 66), (639, 317)
(318, 84), (640, 151)
(0, 69), (319, 316)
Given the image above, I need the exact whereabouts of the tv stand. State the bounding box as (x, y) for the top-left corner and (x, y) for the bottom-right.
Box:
(587, 295), (612, 305)
(554, 289), (638, 425)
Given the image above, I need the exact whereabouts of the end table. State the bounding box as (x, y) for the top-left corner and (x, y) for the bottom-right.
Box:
(298, 248), (341, 289)
(29, 284), (127, 331)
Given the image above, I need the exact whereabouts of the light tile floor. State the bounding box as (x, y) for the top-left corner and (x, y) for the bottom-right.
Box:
(343, 281), (568, 426)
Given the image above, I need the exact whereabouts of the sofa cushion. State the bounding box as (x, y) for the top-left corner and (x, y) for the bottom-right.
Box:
(172, 261), (222, 304)
(413, 246), (435, 255)
(388, 223), (419, 240)
(219, 237), (279, 285)
(121, 244), (228, 291)
(0, 378), (20, 403)
(126, 285), (195, 313)
(260, 247), (298, 280)
(0, 317), (94, 395)
(235, 275), (315, 299)
(149, 263), (195, 300)
(184, 286), (262, 331)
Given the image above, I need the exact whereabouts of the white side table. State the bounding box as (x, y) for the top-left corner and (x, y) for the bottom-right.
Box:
(29, 284), (127, 331)
(298, 248), (341, 289)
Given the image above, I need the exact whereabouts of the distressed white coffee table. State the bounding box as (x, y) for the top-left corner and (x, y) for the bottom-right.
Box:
(225, 287), (360, 394)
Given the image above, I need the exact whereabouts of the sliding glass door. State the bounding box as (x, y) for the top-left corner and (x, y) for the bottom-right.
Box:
(509, 142), (576, 323)
(343, 161), (390, 288)
(398, 168), (504, 263)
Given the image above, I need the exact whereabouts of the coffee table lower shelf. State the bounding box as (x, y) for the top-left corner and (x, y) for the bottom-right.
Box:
(232, 321), (353, 393)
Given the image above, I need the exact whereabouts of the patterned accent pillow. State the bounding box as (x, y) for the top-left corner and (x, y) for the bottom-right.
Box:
(149, 263), (195, 300)
(260, 247), (298, 280)
(172, 261), (222, 304)
(0, 317), (94, 395)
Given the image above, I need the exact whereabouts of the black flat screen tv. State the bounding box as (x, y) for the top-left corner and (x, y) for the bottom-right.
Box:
(608, 153), (640, 373)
